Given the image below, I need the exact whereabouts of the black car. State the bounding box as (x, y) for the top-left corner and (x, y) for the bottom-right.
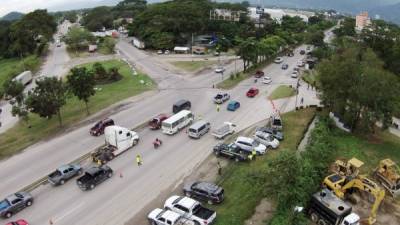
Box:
(183, 181), (224, 204)
(213, 143), (249, 162)
(76, 165), (113, 191)
(256, 127), (284, 141)
(300, 50), (306, 55)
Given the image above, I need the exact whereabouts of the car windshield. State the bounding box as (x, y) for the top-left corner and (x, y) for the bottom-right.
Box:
(0, 200), (10, 209)
(215, 94), (222, 99)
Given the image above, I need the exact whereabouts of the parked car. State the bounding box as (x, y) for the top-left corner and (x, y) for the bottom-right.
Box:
(300, 50), (306, 55)
(213, 93), (230, 104)
(256, 127), (284, 141)
(90, 118), (115, 136)
(48, 164), (82, 186)
(173, 99), (191, 113)
(286, 51), (294, 57)
(297, 61), (305, 67)
(157, 50), (163, 54)
(271, 115), (283, 130)
(234, 136), (267, 155)
(254, 70), (264, 78)
(291, 71), (299, 78)
(246, 88), (259, 97)
(281, 63), (289, 70)
(76, 165), (113, 191)
(164, 196), (216, 225)
(149, 114), (169, 130)
(253, 131), (280, 149)
(0, 192), (33, 218)
(227, 101), (240, 111)
(164, 50), (170, 54)
(293, 66), (300, 72)
(215, 67), (225, 73)
(213, 143), (249, 162)
(262, 76), (272, 84)
(211, 122), (236, 139)
(274, 57), (283, 64)
(183, 181), (224, 204)
(148, 208), (195, 225)
(6, 219), (29, 225)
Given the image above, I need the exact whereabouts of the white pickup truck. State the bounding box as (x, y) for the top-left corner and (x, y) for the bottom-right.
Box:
(164, 196), (216, 225)
(148, 208), (195, 225)
(211, 122), (236, 139)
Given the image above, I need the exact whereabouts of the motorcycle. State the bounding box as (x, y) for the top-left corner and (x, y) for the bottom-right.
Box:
(153, 139), (162, 149)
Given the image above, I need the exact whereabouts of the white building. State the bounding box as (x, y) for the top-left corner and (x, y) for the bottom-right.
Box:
(248, 7), (311, 23)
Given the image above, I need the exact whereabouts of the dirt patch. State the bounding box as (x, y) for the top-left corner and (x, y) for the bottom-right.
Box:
(367, 134), (384, 144)
(244, 199), (275, 225)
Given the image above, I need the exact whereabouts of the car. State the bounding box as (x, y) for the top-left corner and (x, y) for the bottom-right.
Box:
(291, 71), (299, 78)
(256, 127), (284, 141)
(270, 114), (283, 131)
(90, 118), (115, 136)
(253, 131), (280, 149)
(183, 181), (224, 204)
(6, 219), (29, 225)
(227, 101), (240, 111)
(300, 50), (306, 55)
(262, 76), (272, 84)
(164, 50), (170, 54)
(297, 61), (305, 67)
(274, 57), (283, 64)
(214, 52), (220, 56)
(213, 143), (249, 162)
(254, 70), (264, 78)
(246, 87), (259, 97)
(293, 66), (300, 72)
(234, 136), (267, 155)
(286, 51), (294, 57)
(149, 114), (169, 130)
(76, 165), (113, 191)
(0, 192), (33, 218)
(215, 67), (225, 73)
(47, 164), (82, 186)
(157, 50), (163, 54)
(148, 208), (195, 225)
(213, 93), (230, 104)
(306, 46), (312, 51)
(281, 63), (289, 70)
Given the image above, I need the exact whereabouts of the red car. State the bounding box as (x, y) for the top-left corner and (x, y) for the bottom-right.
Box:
(149, 114), (169, 130)
(6, 219), (29, 225)
(246, 88), (259, 97)
(90, 118), (115, 136)
(254, 70), (264, 78)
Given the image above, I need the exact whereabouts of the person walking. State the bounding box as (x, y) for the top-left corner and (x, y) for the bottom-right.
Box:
(136, 154), (143, 166)
(216, 105), (220, 112)
(300, 97), (304, 105)
(217, 161), (222, 175)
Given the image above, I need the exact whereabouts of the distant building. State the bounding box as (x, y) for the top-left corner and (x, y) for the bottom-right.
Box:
(355, 12), (371, 31)
(248, 7), (311, 24)
(210, 9), (244, 22)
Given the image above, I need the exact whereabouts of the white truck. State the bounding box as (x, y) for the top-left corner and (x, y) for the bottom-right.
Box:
(211, 122), (236, 139)
(91, 125), (139, 164)
(12, 71), (32, 86)
(148, 208), (195, 225)
(164, 196), (216, 225)
(132, 37), (145, 49)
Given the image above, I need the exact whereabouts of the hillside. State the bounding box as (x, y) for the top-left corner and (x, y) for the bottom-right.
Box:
(370, 3), (400, 24)
(1, 11), (24, 21)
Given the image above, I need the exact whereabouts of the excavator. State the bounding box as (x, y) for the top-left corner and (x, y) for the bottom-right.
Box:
(323, 174), (385, 225)
(374, 158), (400, 196)
(330, 157), (364, 179)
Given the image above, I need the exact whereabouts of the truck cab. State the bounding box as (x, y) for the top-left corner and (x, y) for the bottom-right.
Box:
(148, 208), (195, 225)
(76, 165), (113, 191)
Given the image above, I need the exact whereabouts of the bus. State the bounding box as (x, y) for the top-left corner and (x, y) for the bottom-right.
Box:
(162, 110), (194, 135)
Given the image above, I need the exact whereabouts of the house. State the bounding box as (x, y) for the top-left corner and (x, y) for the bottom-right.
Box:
(355, 12), (371, 32)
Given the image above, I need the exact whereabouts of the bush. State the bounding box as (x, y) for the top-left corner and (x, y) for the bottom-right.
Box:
(91, 63), (122, 83)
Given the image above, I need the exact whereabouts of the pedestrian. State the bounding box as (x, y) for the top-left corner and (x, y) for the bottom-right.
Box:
(136, 154), (143, 166)
(216, 105), (220, 112)
(307, 83), (309, 90)
(300, 97), (304, 105)
(252, 149), (257, 161)
(217, 161), (222, 175)
(212, 84), (215, 88)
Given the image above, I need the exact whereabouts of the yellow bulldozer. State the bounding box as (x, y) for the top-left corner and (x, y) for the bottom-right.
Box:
(330, 157), (364, 179)
(374, 158), (400, 196)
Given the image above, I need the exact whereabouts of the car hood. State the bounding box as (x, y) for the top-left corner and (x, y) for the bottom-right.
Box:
(148, 208), (163, 220)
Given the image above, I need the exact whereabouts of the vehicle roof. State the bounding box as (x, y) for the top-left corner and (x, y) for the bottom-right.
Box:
(193, 182), (221, 194)
(161, 209), (181, 221)
(175, 196), (198, 209)
(229, 100), (239, 104)
(189, 120), (209, 130)
(163, 110), (192, 124)
(236, 136), (254, 143)
(313, 189), (351, 216)
(86, 166), (101, 175)
(174, 99), (190, 107)
(58, 164), (73, 171)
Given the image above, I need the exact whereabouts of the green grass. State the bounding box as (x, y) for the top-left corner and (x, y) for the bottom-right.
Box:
(0, 56), (41, 95)
(212, 108), (316, 225)
(0, 59), (155, 160)
(268, 85), (296, 100)
(171, 60), (218, 72)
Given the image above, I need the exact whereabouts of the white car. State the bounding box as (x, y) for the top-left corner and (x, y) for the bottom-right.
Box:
(297, 61), (305, 67)
(157, 50), (163, 55)
(291, 71), (298, 78)
(148, 208), (195, 225)
(253, 131), (280, 149)
(274, 57), (283, 64)
(262, 76), (272, 84)
(164, 50), (170, 54)
(215, 67), (225, 73)
(234, 136), (267, 155)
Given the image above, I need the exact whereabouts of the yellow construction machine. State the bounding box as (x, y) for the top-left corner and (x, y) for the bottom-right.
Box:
(374, 158), (400, 196)
(323, 174), (385, 225)
(330, 157), (364, 179)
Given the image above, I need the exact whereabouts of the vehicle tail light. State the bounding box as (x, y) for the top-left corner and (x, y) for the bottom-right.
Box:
(204, 221), (208, 224)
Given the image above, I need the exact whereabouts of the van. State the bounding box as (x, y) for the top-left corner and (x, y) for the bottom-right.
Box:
(173, 99), (191, 114)
(12, 71), (33, 86)
(188, 120), (211, 139)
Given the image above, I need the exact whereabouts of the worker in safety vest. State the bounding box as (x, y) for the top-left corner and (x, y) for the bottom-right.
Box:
(136, 154), (143, 166)
(252, 149), (257, 161)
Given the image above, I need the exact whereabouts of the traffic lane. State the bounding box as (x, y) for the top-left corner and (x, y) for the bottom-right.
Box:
(10, 87), (277, 225)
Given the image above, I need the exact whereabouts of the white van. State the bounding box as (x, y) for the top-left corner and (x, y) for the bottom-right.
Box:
(162, 110), (194, 135)
(188, 120), (211, 139)
(13, 71), (33, 86)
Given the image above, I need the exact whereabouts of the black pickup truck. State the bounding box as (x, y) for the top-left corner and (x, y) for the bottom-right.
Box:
(213, 143), (249, 162)
(76, 165), (113, 191)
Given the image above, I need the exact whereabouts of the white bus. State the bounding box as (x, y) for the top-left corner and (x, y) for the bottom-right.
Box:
(162, 110), (194, 135)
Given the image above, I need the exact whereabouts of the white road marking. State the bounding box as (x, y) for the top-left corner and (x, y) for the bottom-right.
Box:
(53, 202), (84, 223)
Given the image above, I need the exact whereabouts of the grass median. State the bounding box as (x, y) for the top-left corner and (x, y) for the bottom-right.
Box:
(171, 60), (218, 72)
(0, 59), (155, 160)
(211, 108), (316, 225)
(268, 85), (296, 100)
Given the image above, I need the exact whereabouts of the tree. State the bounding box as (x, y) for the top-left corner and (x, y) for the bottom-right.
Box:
(99, 37), (116, 54)
(82, 6), (114, 31)
(3, 79), (29, 123)
(64, 27), (95, 52)
(93, 62), (108, 81)
(67, 67), (96, 115)
(236, 37), (258, 71)
(64, 12), (77, 23)
(25, 77), (67, 126)
(333, 18), (355, 37)
(307, 31), (325, 47)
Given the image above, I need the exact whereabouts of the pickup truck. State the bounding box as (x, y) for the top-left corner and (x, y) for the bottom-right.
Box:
(164, 196), (216, 225)
(148, 208), (195, 225)
(213, 143), (249, 162)
(213, 93), (230, 104)
(48, 164), (82, 185)
(76, 165), (113, 191)
(211, 122), (236, 139)
(0, 192), (33, 218)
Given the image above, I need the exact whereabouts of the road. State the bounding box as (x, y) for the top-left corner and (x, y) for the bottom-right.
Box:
(1, 38), (318, 224)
